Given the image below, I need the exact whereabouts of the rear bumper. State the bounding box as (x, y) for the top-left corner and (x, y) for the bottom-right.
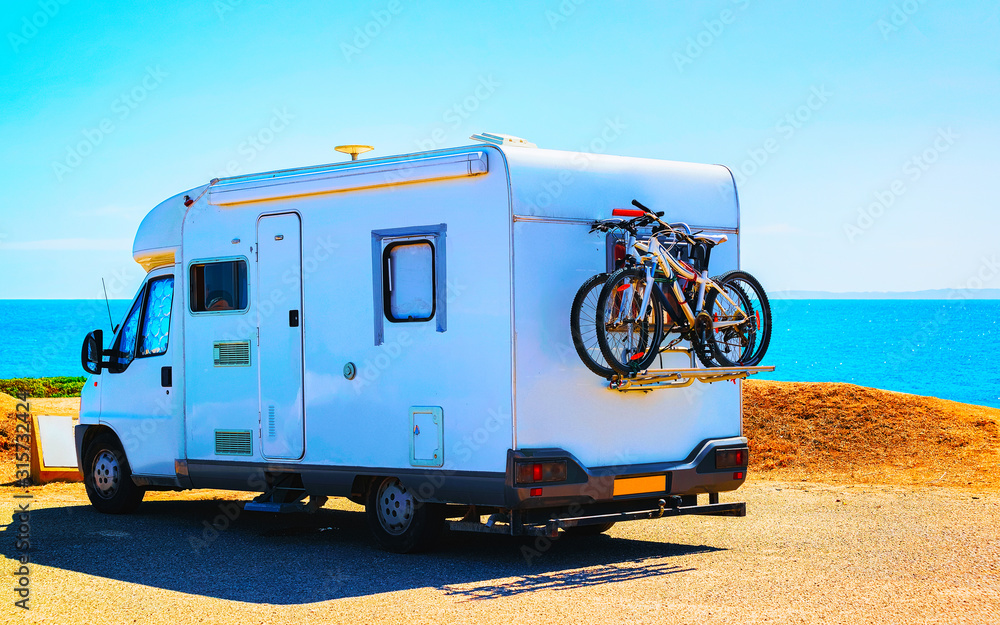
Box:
(505, 437), (748, 510)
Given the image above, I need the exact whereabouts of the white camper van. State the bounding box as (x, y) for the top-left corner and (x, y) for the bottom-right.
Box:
(77, 136), (759, 552)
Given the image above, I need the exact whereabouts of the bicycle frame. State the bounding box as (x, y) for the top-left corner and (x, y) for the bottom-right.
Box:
(617, 234), (747, 333)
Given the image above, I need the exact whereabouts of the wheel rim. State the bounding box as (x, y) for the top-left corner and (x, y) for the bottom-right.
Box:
(577, 280), (610, 370)
(92, 450), (121, 499)
(602, 276), (651, 366)
(376, 479), (415, 536)
(710, 281), (756, 365)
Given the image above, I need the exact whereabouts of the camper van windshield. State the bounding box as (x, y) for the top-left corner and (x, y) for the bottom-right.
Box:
(190, 260), (248, 312)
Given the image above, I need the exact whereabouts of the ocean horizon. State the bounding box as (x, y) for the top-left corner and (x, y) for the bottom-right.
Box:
(1, 299), (997, 409)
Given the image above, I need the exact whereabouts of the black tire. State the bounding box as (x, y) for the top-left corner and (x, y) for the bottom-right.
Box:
(703, 270), (772, 366)
(596, 267), (664, 375)
(82, 431), (145, 514)
(365, 477), (445, 553)
(563, 522), (615, 536)
(570, 273), (617, 379)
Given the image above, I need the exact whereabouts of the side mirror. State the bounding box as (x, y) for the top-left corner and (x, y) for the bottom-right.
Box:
(81, 329), (104, 375)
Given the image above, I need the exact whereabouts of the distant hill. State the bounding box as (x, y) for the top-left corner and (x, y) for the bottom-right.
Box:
(769, 288), (1000, 300)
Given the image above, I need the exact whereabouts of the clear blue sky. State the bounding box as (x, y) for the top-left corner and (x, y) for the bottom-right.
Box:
(1, 0), (998, 299)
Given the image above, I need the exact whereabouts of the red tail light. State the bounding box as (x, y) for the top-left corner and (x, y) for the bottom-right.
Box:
(516, 461), (569, 485)
(613, 242), (627, 269)
(716, 448), (748, 470)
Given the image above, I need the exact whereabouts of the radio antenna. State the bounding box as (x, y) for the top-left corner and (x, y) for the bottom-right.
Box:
(102, 278), (118, 333)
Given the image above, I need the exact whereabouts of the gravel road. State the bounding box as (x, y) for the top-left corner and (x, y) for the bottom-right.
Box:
(2, 480), (997, 624)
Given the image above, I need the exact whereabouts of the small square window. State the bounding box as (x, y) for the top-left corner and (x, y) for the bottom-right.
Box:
(383, 241), (435, 322)
(190, 260), (248, 313)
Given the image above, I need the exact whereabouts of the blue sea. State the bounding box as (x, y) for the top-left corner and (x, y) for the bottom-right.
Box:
(0, 299), (997, 408)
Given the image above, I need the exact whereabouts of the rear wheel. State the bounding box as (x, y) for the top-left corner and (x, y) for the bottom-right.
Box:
(83, 431), (145, 514)
(365, 477), (445, 553)
(596, 267), (664, 375)
(704, 271), (772, 366)
(570, 273), (617, 379)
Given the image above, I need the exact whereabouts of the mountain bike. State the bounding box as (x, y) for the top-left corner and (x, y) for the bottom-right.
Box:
(592, 200), (772, 376)
(570, 213), (656, 378)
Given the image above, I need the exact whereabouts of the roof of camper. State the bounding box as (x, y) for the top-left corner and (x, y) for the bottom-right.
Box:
(132, 144), (736, 271)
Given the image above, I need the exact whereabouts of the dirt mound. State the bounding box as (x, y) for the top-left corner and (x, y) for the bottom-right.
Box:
(744, 380), (1000, 488)
(0, 391), (22, 414)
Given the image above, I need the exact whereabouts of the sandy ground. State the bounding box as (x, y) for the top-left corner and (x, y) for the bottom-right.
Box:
(1, 479), (998, 624)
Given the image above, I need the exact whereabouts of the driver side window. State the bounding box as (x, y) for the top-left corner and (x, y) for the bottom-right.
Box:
(113, 290), (145, 371)
(111, 275), (175, 372)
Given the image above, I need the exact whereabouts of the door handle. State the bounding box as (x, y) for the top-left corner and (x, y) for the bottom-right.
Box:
(161, 366), (172, 388)
(289, 310), (299, 327)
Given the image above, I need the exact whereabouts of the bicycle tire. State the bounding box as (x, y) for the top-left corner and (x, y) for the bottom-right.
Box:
(595, 267), (664, 375)
(570, 273), (617, 379)
(703, 270), (772, 366)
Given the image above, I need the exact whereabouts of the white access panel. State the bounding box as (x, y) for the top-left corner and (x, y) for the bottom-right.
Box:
(257, 213), (305, 460)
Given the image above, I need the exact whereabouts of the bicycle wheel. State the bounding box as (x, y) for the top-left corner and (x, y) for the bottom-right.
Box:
(570, 273), (617, 379)
(596, 267), (664, 375)
(703, 270), (772, 366)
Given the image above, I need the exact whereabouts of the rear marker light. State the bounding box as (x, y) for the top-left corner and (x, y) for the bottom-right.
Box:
(734, 472), (744, 480)
(716, 448), (749, 470)
(530, 488), (542, 497)
(516, 460), (569, 485)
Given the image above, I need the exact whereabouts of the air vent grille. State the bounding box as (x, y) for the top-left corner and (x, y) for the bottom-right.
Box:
(268, 405), (276, 438)
(213, 340), (251, 367)
(215, 430), (252, 456)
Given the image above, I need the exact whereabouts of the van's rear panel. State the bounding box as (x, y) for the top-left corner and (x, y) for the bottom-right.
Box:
(505, 148), (742, 473)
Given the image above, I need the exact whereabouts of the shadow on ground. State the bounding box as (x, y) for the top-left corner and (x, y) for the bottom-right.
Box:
(2, 499), (721, 604)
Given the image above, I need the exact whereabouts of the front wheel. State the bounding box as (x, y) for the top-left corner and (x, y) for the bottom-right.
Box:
(83, 431), (146, 514)
(365, 477), (445, 553)
(703, 270), (772, 366)
(596, 267), (664, 375)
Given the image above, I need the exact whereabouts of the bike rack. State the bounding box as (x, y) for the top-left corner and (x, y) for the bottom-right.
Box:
(608, 348), (775, 392)
(609, 365), (775, 391)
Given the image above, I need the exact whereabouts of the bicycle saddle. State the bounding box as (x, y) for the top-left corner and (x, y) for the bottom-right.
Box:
(692, 233), (728, 246)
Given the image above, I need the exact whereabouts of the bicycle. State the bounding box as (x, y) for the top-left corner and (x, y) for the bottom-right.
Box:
(590, 200), (772, 377)
(570, 213), (655, 379)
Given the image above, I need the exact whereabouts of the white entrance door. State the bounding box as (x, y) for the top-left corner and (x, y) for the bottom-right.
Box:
(257, 213), (304, 460)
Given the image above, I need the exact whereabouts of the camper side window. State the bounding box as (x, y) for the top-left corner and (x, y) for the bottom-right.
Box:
(371, 224), (446, 346)
(382, 241), (435, 322)
(189, 260), (248, 313)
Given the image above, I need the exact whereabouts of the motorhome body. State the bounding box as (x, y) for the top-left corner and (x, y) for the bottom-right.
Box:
(76, 141), (750, 551)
